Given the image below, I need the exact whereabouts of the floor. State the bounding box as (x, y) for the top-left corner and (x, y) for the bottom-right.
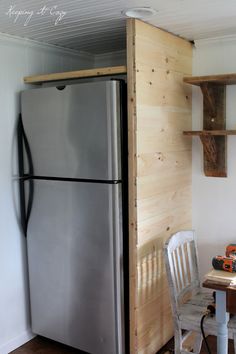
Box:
(157, 335), (235, 354)
(10, 337), (87, 354)
(10, 335), (235, 354)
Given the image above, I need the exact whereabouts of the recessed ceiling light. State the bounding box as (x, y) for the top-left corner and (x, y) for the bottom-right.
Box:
(123, 7), (157, 19)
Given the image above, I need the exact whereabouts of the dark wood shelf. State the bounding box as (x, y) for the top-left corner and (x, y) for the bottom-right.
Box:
(183, 73), (236, 86)
(182, 73), (236, 177)
(183, 130), (236, 136)
(184, 130), (236, 177)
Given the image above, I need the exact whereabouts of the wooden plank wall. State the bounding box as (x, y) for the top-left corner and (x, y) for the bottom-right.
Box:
(127, 19), (193, 354)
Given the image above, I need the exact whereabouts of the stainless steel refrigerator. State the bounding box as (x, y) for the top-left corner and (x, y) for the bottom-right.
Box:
(19, 80), (128, 354)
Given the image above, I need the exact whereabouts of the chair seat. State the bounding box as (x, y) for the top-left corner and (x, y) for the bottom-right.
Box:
(178, 289), (236, 337)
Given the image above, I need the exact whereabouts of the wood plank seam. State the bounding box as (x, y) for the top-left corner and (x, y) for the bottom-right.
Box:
(127, 18), (138, 354)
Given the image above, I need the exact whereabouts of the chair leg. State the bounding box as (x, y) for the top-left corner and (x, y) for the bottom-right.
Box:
(175, 329), (183, 354)
(193, 333), (203, 354)
(234, 334), (236, 354)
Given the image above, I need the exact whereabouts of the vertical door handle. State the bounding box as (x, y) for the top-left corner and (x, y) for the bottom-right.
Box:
(18, 114), (34, 237)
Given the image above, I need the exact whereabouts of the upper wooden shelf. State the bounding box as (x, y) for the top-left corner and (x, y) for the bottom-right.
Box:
(183, 73), (236, 86)
(24, 65), (127, 84)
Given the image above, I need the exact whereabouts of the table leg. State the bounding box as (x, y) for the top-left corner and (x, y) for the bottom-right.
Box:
(215, 290), (229, 354)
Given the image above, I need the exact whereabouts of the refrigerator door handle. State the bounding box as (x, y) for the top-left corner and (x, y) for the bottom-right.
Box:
(18, 114), (34, 237)
(19, 113), (34, 177)
(25, 178), (34, 237)
(17, 115), (27, 235)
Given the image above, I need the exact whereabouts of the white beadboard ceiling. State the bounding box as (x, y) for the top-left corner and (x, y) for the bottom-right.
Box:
(0, 0), (236, 54)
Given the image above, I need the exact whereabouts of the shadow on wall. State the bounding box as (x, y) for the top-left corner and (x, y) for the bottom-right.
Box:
(137, 235), (173, 353)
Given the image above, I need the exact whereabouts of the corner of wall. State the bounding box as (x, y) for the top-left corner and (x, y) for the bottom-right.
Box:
(0, 330), (35, 354)
(94, 50), (126, 68)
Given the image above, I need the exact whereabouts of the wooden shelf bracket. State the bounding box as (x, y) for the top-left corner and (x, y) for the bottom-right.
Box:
(199, 134), (217, 166)
(200, 83), (216, 118)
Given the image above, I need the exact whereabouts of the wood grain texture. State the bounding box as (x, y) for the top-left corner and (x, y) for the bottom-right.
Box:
(203, 85), (226, 177)
(183, 75), (236, 177)
(184, 73), (236, 86)
(127, 19), (192, 354)
(183, 130), (236, 136)
(127, 19), (138, 354)
(24, 65), (127, 84)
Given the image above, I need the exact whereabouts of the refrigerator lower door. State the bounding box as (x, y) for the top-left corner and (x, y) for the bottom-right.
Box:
(27, 179), (124, 354)
(21, 81), (121, 180)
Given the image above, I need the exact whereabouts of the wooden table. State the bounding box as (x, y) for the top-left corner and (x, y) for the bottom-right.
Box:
(203, 279), (236, 354)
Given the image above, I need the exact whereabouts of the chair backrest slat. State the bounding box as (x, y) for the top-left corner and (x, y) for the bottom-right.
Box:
(172, 249), (180, 293)
(181, 243), (188, 288)
(187, 241), (194, 282)
(176, 246), (184, 290)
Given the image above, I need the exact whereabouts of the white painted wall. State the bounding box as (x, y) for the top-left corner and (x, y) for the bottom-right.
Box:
(94, 49), (126, 67)
(0, 33), (94, 354)
(192, 36), (236, 279)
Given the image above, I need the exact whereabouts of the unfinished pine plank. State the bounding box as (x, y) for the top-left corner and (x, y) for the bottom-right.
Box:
(137, 150), (192, 178)
(24, 65), (127, 84)
(137, 170), (192, 200)
(137, 185), (191, 222)
(138, 213), (192, 248)
(137, 130), (191, 154)
(137, 106), (191, 131)
(184, 73), (236, 86)
(135, 20), (192, 57)
(135, 41), (192, 75)
(136, 63), (191, 88)
(127, 19), (138, 354)
(127, 18), (192, 354)
(136, 83), (191, 109)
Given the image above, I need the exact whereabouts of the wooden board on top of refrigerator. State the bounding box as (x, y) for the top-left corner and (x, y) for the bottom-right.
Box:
(24, 65), (127, 84)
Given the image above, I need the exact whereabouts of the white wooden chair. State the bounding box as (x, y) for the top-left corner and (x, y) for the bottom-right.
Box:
(164, 230), (236, 354)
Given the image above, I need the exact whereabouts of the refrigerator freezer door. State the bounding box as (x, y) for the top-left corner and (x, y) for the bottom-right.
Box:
(21, 81), (121, 180)
(27, 180), (124, 354)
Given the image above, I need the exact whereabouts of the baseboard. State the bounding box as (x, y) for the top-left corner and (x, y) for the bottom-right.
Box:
(0, 329), (35, 354)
